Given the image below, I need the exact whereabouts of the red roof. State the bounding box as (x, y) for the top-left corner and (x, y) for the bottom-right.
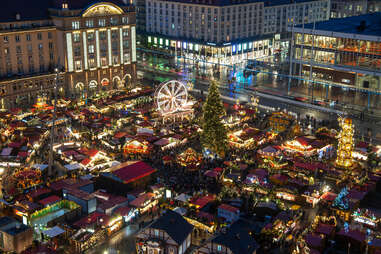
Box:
(218, 204), (239, 213)
(190, 194), (215, 209)
(74, 212), (109, 228)
(114, 206), (132, 216)
(114, 132), (127, 139)
(39, 195), (61, 206)
(321, 192), (337, 202)
(129, 193), (155, 208)
(28, 188), (51, 199)
(111, 161), (156, 184)
(296, 136), (312, 147)
(49, 178), (93, 191)
(81, 158), (91, 166)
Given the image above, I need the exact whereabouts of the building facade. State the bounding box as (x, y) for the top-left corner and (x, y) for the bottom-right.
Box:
(141, 0), (329, 67)
(53, 1), (137, 98)
(368, 0), (381, 13)
(0, 0), (137, 109)
(0, 217), (33, 254)
(290, 13), (381, 107)
(330, 0), (367, 19)
(0, 15), (59, 109)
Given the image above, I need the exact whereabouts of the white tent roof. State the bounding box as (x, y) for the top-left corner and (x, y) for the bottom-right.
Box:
(43, 226), (65, 238)
(1, 148), (12, 156)
(173, 207), (187, 216)
(174, 193), (191, 203)
(64, 163), (82, 171)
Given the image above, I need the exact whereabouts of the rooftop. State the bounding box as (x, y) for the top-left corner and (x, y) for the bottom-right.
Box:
(0, 216), (30, 236)
(150, 210), (193, 245)
(297, 12), (381, 38)
(1, 0), (131, 22)
(211, 219), (259, 254)
(102, 161), (156, 184)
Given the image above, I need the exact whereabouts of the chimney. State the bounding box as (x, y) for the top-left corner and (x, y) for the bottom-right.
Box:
(15, 13), (21, 20)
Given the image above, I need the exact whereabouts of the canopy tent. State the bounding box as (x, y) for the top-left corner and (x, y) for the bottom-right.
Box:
(174, 193), (191, 203)
(64, 163), (82, 171)
(173, 207), (187, 216)
(1, 148), (13, 156)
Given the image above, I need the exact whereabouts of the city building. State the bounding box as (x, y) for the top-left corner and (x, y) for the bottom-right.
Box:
(367, 0), (381, 13)
(0, 2), (60, 109)
(196, 219), (259, 254)
(140, 0), (329, 67)
(0, 0), (137, 109)
(330, 0), (367, 19)
(63, 188), (97, 214)
(135, 210), (193, 254)
(289, 12), (381, 108)
(0, 217), (33, 253)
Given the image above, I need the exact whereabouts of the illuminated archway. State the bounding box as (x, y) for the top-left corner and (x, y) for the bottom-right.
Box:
(82, 2), (124, 17)
(89, 80), (98, 90)
(112, 76), (121, 89)
(101, 78), (110, 87)
(122, 74), (131, 88)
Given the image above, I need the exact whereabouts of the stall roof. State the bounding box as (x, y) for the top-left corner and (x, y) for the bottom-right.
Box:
(39, 195), (61, 206)
(43, 226), (65, 238)
(106, 161), (156, 184)
(64, 163), (82, 171)
(1, 148), (13, 156)
(129, 192), (155, 208)
(174, 193), (191, 203)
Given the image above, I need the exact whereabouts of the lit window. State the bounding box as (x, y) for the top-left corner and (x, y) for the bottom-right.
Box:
(99, 19), (106, 27)
(217, 245), (222, 251)
(86, 19), (94, 28)
(72, 21), (80, 30)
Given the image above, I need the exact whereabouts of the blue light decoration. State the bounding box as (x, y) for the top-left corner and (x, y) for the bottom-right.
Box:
(344, 222), (349, 233)
(333, 187), (349, 210)
(183, 42), (187, 49)
(232, 45), (236, 53)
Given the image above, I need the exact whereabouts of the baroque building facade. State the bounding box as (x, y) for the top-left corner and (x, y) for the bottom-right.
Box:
(0, 0), (136, 109)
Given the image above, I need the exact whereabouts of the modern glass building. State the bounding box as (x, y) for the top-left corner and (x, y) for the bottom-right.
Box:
(290, 12), (381, 108)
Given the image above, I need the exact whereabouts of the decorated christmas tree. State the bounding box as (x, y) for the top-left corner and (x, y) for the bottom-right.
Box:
(335, 117), (354, 168)
(333, 187), (349, 210)
(201, 80), (227, 157)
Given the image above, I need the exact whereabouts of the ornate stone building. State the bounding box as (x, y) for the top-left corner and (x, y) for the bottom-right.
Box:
(0, 0), (136, 109)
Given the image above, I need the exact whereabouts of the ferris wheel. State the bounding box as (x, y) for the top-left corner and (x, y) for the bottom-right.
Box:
(155, 80), (188, 114)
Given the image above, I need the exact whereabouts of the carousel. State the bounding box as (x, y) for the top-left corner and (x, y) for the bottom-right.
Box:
(123, 139), (151, 155)
(177, 148), (202, 171)
(154, 80), (195, 123)
(13, 168), (42, 190)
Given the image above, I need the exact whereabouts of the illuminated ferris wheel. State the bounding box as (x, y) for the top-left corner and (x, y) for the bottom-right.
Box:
(155, 80), (188, 114)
